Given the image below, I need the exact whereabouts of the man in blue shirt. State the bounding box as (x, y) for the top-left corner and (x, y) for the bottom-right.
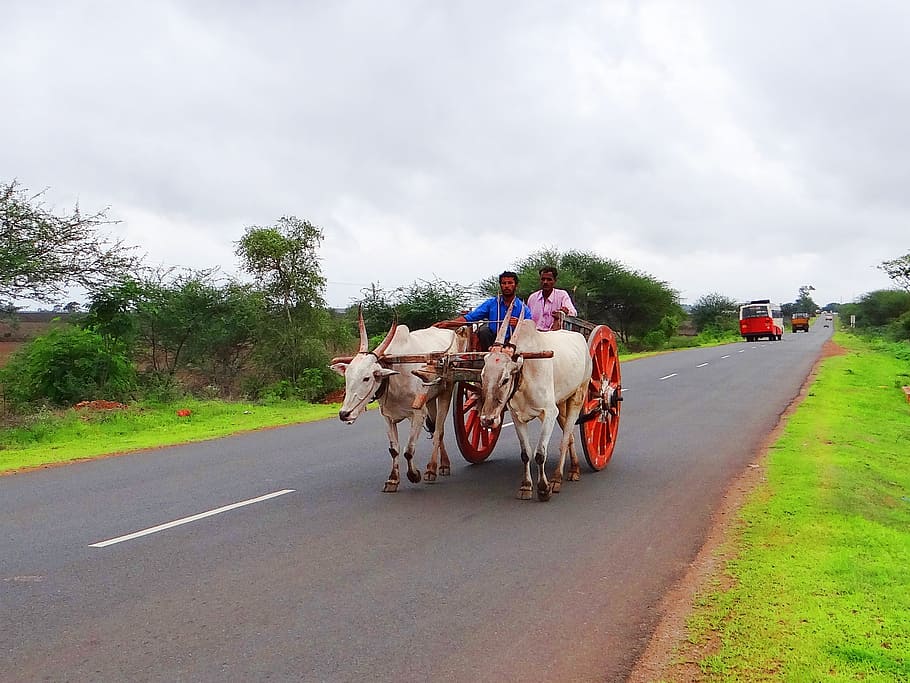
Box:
(437, 271), (533, 350)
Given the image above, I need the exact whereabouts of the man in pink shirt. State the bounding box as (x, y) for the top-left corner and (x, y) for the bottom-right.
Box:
(527, 266), (577, 331)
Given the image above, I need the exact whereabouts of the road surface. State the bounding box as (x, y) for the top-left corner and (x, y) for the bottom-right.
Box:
(1, 323), (831, 681)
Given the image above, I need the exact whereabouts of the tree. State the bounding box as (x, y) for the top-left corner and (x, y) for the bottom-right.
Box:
(234, 216), (327, 315)
(689, 292), (739, 332)
(353, 278), (472, 344)
(795, 285), (817, 313)
(480, 248), (682, 346)
(0, 326), (135, 409)
(0, 180), (138, 308)
(843, 289), (910, 328)
(878, 252), (910, 292)
(234, 217), (337, 387)
(85, 268), (266, 391)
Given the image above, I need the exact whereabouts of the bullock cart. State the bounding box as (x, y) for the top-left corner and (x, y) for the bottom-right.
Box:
(422, 316), (623, 471)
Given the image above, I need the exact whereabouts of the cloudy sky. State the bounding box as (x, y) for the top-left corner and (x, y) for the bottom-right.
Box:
(2, 1), (906, 309)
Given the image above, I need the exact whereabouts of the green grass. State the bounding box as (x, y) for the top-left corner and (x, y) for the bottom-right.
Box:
(0, 398), (339, 472)
(682, 331), (910, 681)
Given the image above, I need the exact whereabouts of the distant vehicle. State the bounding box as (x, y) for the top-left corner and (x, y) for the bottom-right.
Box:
(739, 299), (783, 342)
(825, 313), (834, 321)
(791, 312), (810, 333)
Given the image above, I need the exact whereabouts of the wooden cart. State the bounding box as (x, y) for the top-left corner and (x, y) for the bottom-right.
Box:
(422, 316), (622, 471)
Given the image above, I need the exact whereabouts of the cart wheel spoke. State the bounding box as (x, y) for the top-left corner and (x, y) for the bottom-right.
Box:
(580, 325), (621, 471)
(454, 381), (500, 463)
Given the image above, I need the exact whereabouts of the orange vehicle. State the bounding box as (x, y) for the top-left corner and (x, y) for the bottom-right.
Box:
(791, 312), (810, 333)
(739, 299), (783, 342)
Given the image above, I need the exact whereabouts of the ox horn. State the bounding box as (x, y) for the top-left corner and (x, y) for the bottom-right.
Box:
(372, 319), (398, 358)
(493, 301), (516, 346)
(358, 305), (369, 353)
(513, 305), (527, 344)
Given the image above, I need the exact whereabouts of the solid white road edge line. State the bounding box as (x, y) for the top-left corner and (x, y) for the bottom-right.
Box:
(89, 489), (295, 548)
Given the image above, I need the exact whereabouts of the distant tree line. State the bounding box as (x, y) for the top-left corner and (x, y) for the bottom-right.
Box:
(839, 251), (910, 341)
(5, 177), (905, 412)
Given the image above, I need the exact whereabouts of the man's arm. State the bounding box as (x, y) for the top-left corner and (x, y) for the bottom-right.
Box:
(434, 299), (489, 328)
(558, 289), (578, 316)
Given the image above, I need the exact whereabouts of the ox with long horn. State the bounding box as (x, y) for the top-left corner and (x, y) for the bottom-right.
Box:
(331, 306), (468, 493)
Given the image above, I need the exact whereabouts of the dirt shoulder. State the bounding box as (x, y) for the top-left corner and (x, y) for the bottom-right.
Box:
(626, 339), (847, 682)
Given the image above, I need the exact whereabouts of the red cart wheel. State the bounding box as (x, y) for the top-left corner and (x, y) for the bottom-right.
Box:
(453, 380), (501, 463)
(580, 325), (622, 471)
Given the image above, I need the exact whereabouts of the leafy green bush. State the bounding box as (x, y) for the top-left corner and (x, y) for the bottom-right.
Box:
(640, 330), (668, 350)
(136, 371), (185, 404)
(667, 335), (701, 349)
(256, 368), (341, 403)
(0, 327), (135, 409)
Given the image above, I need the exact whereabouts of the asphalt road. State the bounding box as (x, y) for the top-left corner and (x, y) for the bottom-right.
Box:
(1, 322), (832, 682)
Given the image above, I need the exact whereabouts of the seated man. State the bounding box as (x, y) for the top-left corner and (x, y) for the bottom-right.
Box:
(527, 265), (577, 331)
(436, 271), (533, 351)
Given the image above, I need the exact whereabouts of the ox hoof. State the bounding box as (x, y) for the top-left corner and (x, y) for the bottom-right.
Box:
(382, 481), (399, 493)
(537, 483), (552, 502)
(568, 471), (581, 482)
(439, 465), (451, 477)
(407, 470), (422, 484)
(517, 488), (533, 500)
(424, 470), (437, 483)
(550, 480), (562, 494)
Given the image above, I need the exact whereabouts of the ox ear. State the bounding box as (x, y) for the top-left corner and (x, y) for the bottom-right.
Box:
(513, 356), (524, 373)
(330, 362), (348, 376)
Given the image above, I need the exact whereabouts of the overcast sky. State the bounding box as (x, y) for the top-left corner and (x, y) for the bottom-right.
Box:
(3, 1), (906, 310)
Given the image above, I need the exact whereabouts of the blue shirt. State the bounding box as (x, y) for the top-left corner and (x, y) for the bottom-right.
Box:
(463, 296), (534, 340)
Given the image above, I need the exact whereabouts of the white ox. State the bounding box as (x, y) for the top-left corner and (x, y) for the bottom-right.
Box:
(330, 312), (469, 492)
(478, 315), (591, 501)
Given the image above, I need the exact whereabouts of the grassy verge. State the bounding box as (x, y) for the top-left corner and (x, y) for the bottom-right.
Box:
(0, 398), (339, 473)
(680, 331), (910, 681)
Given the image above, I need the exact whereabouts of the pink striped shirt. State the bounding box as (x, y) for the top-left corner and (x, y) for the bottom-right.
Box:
(527, 289), (577, 331)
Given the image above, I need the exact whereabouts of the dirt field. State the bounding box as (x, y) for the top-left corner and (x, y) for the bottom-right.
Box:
(0, 341), (23, 368)
(0, 312), (72, 368)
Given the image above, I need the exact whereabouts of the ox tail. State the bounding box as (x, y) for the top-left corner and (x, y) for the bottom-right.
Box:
(424, 414), (435, 434)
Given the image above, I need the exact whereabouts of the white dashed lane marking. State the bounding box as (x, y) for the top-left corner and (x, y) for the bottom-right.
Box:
(90, 489), (295, 548)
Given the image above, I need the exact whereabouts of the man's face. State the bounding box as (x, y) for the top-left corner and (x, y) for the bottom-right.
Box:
(539, 272), (556, 295)
(499, 277), (517, 298)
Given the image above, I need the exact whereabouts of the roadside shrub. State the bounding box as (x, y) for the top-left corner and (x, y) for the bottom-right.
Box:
(256, 368), (342, 404)
(137, 371), (184, 404)
(696, 325), (740, 345)
(640, 330), (668, 350)
(886, 310), (910, 342)
(667, 335), (701, 349)
(0, 327), (135, 409)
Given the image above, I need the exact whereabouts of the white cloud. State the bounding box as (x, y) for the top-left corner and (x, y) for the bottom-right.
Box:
(1, 1), (904, 312)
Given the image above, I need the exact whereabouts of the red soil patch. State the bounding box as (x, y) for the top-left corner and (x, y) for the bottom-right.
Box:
(73, 400), (128, 411)
(323, 388), (345, 404)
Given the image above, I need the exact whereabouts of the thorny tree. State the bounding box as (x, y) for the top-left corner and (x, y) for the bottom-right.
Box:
(879, 252), (910, 292)
(0, 180), (138, 308)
